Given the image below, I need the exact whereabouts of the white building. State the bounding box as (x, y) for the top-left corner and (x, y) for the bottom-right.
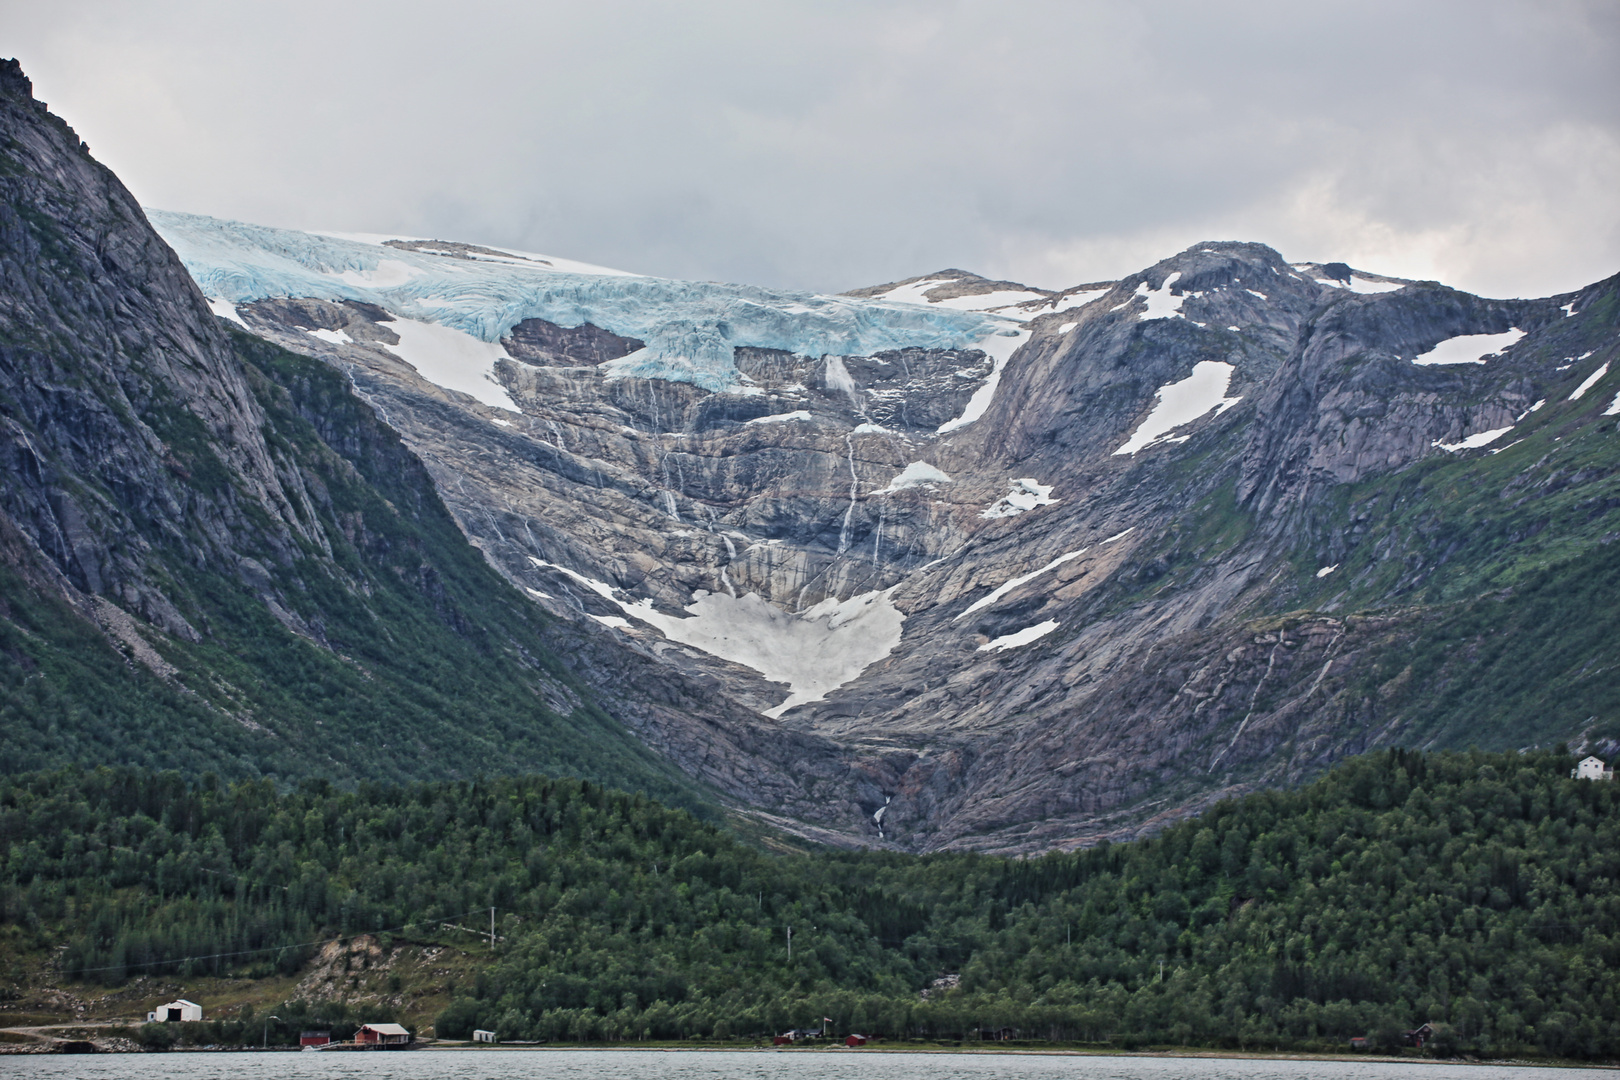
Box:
(147, 999), (203, 1023)
(472, 1029), (498, 1043)
(1573, 756), (1614, 781)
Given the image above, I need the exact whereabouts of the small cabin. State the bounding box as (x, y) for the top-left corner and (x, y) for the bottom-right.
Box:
(472, 1029), (498, 1044)
(1349, 1036), (1369, 1050)
(1573, 756), (1614, 781)
(146, 999), (202, 1023)
(846, 1034), (868, 1047)
(299, 1031), (330, 1047)
(356, 1022), (412, 1046)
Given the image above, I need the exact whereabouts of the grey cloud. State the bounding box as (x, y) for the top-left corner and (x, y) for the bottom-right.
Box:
(3, 0), (1616, 296)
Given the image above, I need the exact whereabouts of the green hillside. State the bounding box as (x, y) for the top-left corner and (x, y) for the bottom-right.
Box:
(2, 748), (1615, 1058)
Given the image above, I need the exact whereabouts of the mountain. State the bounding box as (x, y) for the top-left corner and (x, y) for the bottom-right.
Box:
(0, 59), (738, 810)
(4, 56), (1618, 853)
(145, 205), (1620, 852)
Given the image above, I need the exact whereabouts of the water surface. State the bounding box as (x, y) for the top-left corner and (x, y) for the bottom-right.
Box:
(5, 1048), (1604, 1080)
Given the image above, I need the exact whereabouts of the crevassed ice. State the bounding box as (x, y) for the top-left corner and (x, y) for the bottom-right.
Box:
(1114, 361), (1242, 455)
(150, 210), (1007, 394)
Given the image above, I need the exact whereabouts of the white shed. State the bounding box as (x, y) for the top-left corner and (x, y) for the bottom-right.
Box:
(147, 999), (203, 1023)
(472, 1029), (498, 1043)
(1573, 756), (1613, 781)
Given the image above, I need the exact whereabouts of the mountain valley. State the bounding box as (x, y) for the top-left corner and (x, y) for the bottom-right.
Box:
(3, 59), (1619, 853)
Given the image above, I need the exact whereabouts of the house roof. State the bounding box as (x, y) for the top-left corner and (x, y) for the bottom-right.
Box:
(362, 1023), (411, 1036)
(1580, 755), (1605, 764)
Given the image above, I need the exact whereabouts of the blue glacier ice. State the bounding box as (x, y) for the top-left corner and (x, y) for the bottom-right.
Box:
(148, 211), (1017, 393)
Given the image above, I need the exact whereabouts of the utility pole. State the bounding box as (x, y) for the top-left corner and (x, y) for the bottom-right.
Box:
(786, 926), (792, 960)
(490, 907), (496, 949)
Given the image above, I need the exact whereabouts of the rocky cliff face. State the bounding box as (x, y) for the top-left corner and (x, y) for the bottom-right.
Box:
(0, 60), (791, 809)
(9, 54), (1615, 851)
(152, 200), (1620, 852)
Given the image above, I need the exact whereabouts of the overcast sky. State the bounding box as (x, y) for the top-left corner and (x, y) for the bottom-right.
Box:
(5, 1), (1617, 296)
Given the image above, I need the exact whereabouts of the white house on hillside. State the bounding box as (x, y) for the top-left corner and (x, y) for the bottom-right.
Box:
(1573, 756), (1614, 781)
(147, 999), (203, 1022)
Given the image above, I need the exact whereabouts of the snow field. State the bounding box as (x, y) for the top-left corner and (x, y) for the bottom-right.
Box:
(1433, 427), (1514, 452)
(878, 462), (952, 494)
(1413, 329), (1524, 366)
(979, 620), (1060, 652)
(206, 296), (248, 327)
(1113, 361), (1242, 456)
(957, 549), (1087, 620)
(382, 318), (521, 412)
(1568, 362), (1610, 401)
(936, 323), (1034, 433)
(745, 411), (813, 425)
(525, 558), (903, 719)
(981, 478), (1058, 519)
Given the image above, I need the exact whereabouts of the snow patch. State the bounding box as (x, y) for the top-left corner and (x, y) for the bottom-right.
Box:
(852, 422), (893, 434)
(1316, 565), (1339, 578)
(936, 323), (1033, 433)
(382, 318), (520, 412)
(1604, 391), (1620, 417)
(1113, 360), (1242, 455)
(1046, 288), (1109, 313)
(1562, 301), (1578, 318)
(957, 549), (1087, 620)
(745, 410), (813, 425)
(979, 620), (1060, 653)
(1315, 275), (1403, 294)
(871, 278), (952, 304)
(879, 461), (952, 493)
(1140, 272), (1185, 320)
(1434, 426), (1513, 452)
(305, 327), (352, 345)
(1413, 329), (1524, 366)
(981, 478), (1058, 519)
(490, 417), (513, 427)
(1568, 362), (1610, 401)
(206, 296), (248, 327)
(1057, 321), (1078, 335)
(525, 558), (902, 720)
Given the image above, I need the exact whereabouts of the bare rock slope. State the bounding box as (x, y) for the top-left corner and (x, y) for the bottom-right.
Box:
(159, 212), (1620, 851)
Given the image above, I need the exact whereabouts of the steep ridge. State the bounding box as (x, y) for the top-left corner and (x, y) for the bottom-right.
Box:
(153, 195), (1620, 851)
(0, 59), (807, 812)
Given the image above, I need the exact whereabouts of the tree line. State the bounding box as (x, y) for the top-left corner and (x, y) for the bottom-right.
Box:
(1, 748), (1616, 1057)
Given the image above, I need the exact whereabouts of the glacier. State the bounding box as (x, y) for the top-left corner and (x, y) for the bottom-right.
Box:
(149, 211), (1018, 393)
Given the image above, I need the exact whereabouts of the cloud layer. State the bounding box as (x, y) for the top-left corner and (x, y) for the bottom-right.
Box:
(7, 0), (1618, 296)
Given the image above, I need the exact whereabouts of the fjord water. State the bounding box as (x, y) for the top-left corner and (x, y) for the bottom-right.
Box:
(1, 1052), (1606, 1080)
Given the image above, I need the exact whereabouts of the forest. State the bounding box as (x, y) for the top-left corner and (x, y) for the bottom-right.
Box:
(1, 747), (1616, 1058)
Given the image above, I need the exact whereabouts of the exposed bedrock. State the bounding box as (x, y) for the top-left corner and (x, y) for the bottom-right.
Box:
(198, 234), (1617, 852)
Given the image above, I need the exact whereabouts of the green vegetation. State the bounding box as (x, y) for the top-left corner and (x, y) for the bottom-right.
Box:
(2, 749), (1615, 1057)
(0, 330), (709, 812)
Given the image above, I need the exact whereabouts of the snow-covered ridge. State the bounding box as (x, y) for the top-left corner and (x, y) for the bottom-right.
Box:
(150, 211), (1013, 394)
